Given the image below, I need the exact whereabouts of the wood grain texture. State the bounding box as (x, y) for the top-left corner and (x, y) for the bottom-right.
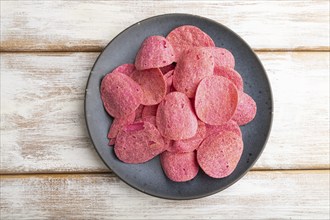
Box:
(1, 0), (329, 52)
(1, 171), (329, 219)
(1, 52), (329, 173)
(0, 52), (109, 173)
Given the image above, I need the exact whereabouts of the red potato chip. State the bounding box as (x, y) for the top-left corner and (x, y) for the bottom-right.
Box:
(132, 68), (167, 105)
(232, 93), (257, 126)
(134, 115), (157, 128)
(214, 66), (243, 92)
(173, 47), (214, 98)
(156, 92), (198, 140)
(166, 25), (215, 59)
(212, 47), (235, 69)
(101, 72), (143, 117)
(163, 69), (174, 79)
(164, 70), (174, 94)
(134, 105), (144, 120)
(164, 139), (173, 151)
(206, 120), (242, 138)
(108, 138), (116, 146)
(197, 131), (243, 178)
(195, 75), (238, 125)
(112, 63), (136, 77)
(160, 63), (176, 74)
(142, 115), (157, 126)
(148, 118), (174, 151)
(142, 105), (158, 119)
(135, 36), (176, 70)
(169, 121), (206, 153)
(107, 111), (136, 139)
(115, 121), (165, 164)
(160, 151), (199, 182)
(166, 75), (174, 94)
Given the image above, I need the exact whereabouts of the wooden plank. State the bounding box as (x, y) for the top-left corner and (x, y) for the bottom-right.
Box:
(0, 171), (329, 219)
(255, 52), (330, 170)
(1, 0), (329, 52)
(1, 52), (329, 173)
(0, 52), (109, 173)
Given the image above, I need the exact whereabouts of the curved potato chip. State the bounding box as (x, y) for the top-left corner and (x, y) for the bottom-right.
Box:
(197, 131), (243, 178)
(142, 105), (158, 119)
(101, 72), (143, 117)
(132, 68), (166, 105)
(232, 93), (257, 125)
(135, 36), (176, 70)
(214, 66), (243, 92)
(166, 25), (215, 59)
(156, 92), (198, 140)
(160, 151), (199, 182)
(205, 120), (242, 138)
(212, 47), (235, 69)
(170, 121), (206, 153)
(173, 47), (214, 98)
(107, 111), (136, 139)
(115, 121), (165, 164)
(195, 75), (238, 125)
(112, 63), (136, 77)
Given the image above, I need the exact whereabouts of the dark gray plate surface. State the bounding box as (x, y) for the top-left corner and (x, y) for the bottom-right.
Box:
(85, 14), (273, 200)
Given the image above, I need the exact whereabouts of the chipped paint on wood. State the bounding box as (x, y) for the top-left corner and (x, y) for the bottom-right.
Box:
(0, 0), (329, 51)
(0, 171), (329, 219)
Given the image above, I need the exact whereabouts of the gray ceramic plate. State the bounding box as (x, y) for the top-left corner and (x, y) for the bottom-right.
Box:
(85, 14), (273, 200)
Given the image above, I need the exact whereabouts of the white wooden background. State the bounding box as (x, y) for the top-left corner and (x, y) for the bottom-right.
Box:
(1, 1), (329, 219)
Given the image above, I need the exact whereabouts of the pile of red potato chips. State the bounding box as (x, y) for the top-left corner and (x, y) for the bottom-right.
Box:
(101, 25), (257, 182)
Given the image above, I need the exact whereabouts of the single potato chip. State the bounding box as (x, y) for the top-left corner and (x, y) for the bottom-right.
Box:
(101, 72), (143, 117)
(132, 68), (166, 105)
(160, 151), (199, 182)
(135, 36), (176, 70)
(232, 92), (257, 125)
(156, 92), (198, 140)
(195, 75), (238, 125)
(166, 25), (215, 59)
(197, 131), (243, 178)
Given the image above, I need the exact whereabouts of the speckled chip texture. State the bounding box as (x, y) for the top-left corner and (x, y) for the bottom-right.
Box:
(195, 75), (238, 125)
(173, 47), (214, 98)
(214, 66), (243, 92)
(101, 72), (143, 117)
(160, 151), (199, 182)
(156, 92), (198, 140)
(232, 93), (257, 126)
(163, 70), (174, 94)
(197, 131), (243, 178)
(134, 105), (144, 120)
(141, 115), (157, 127)
(107, 111), (136, 139)
(169, 121), (206, 153)
(115, 121), (165, 164)
(112, 63), (136, 77)
(206, 120), (242, 138)
(166, 25), (215, 59)
(132, 68), (166, 105)
(142, 105), (158, 119)
(135, 36), (176, 70)
(212, 47), (235, 69)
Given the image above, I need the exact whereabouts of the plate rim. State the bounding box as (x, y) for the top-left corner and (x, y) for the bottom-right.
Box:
(84, 13), (274, 200)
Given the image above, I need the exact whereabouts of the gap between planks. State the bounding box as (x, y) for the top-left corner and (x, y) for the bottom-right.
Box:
(1, 169), (329, 178)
